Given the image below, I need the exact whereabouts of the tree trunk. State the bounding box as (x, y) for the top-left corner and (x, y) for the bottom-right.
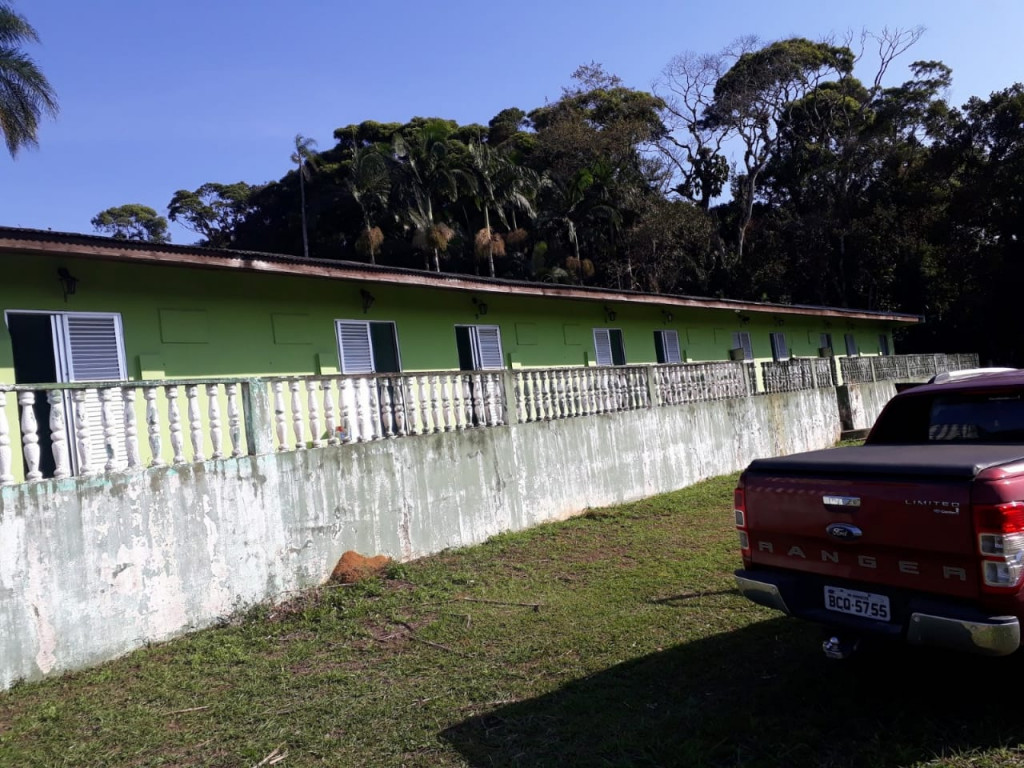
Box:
(299, 168), (309, 259)
(485, 206), (495, 278)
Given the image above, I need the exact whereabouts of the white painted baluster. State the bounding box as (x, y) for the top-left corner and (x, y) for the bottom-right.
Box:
(166, 385), (185, 464)
(460, 374), (473, 429)
(394, 378), (408, 437)
(186, 385), (205, 462)
(0, 391), (14, 484)
(354, 378), (367, 442)
(539, 371), (550, 420)
(367, 378), (381, 440)
(557, 371), (569, 417)
(99, 388), (119, 471)
(405, 377), (420, 436)
(440, 376), (453, 432)
(206, 384), (223, 459)
(122, 388), (141, 470)
(144, 386), (164, 466)
(429, 375), (443, 433)
(72, 389), (95, 474)
(524, 372), (536, 421)
(273, 381), (287, 451)
(380, 380), (394, 438)
(308, 380), (324, 447)
(415, 375), (428, 435)
(339, 378), (353, 443)
(468, 374), (483, 426)
(19, 391), (41, 481)
(323, 380), (338, 445)
(290, 380), (305, 449)
(484, 374), (500, 426)
(47, 390), (71, 479)
(226, 383), (242, 457)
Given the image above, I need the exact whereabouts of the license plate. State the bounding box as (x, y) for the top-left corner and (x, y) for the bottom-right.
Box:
(824, 586), (891, 621)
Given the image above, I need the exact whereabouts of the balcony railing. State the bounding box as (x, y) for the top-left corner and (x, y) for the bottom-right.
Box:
(0, 352), (982, 485)
(839, 353), (980, 384)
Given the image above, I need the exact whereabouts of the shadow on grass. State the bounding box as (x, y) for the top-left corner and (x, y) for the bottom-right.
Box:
(442, 617), (1024, 768)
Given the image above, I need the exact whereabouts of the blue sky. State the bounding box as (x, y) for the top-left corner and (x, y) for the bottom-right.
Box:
(2, 0), (1022, 244)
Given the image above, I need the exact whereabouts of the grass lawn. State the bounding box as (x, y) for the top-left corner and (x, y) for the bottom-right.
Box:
(3, 473), (1024, 767)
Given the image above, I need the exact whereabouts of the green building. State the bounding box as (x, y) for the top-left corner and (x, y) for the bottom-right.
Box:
(0, 227), (918, 389)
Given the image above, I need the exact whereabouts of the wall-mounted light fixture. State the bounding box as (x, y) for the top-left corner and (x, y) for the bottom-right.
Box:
(57, 267), (78, 303)
(471, 296), (489, 316)
(736, 312), (750, 325)
(604, 306), (617, 323)
(773, 316), (785, 326)
(360, 289), (375, 314)
(661, 309), (674, 324)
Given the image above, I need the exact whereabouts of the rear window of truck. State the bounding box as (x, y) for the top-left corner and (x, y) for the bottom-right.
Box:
(869, 391), (1024, 444)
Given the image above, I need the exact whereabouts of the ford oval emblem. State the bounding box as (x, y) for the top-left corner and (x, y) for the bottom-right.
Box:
(826, 523), (863, 541)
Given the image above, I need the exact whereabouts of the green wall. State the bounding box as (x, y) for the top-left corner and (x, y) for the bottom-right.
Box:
(0, 249), (898, 384)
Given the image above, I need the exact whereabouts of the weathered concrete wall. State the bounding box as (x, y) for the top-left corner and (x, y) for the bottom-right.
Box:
(0, 388), (840, 689)
(836, 381), (899, 431)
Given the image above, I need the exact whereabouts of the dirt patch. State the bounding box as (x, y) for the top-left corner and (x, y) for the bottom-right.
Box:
(330, 551), (392, 584)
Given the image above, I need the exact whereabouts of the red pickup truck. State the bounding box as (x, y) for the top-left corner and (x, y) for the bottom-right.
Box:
(735, 369), (1024, 658)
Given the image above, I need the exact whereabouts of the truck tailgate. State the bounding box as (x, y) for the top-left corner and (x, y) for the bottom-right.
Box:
(739, 445), (1024, 598)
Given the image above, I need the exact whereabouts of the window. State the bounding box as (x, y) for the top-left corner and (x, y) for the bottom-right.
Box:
(879, 334), (891, 356)
(654, 330), (681, 364)
(844, 333), (859, 356)
(336, 320), (401, 374)
(593, 328), (626, 366)
(6, 311), (127, 475)
(455, 324), (504, 370)
(731, 331), (753, 360)
(820, 333), (834, 355)
(769, 332), (789, 362)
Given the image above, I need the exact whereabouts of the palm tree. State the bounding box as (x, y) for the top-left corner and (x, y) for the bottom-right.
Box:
(291, 134), (318, 258)
(464, 142), (543, 277)
(346, 144), (391, 264)
(393, 120), (468, 272)
(0, 3), (58, 157)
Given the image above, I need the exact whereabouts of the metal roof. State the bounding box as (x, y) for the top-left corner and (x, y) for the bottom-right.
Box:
(0, 226), (922, 324)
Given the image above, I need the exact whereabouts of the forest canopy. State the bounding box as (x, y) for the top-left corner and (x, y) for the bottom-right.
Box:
(102, 32), (1024, 364)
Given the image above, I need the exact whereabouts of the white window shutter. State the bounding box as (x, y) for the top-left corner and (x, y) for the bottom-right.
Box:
(337, 321), (374, 373)
(65, 315), (125, 381)
(661, 330), (681, 364)
(593, 328), (613, 366)
(61, 314), (126, 471)
(475, 325), (504, 369)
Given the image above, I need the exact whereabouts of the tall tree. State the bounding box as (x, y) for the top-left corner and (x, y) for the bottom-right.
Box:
(703, 37), (857, 260)
(291, 134), (318, 258)
(346, 144), (391, 264)
(167, 182), (262, 247)
(0, 2), (57, 157)
(91, 204), (171, 243)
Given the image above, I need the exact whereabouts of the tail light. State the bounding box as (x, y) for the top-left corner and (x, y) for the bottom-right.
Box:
(735, 486), (750, 557)
(974, 501), (1024, 592)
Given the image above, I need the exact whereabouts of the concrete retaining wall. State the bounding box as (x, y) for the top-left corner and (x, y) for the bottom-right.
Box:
(836, 381), (899, 432)
(0, 387), (840, 689)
